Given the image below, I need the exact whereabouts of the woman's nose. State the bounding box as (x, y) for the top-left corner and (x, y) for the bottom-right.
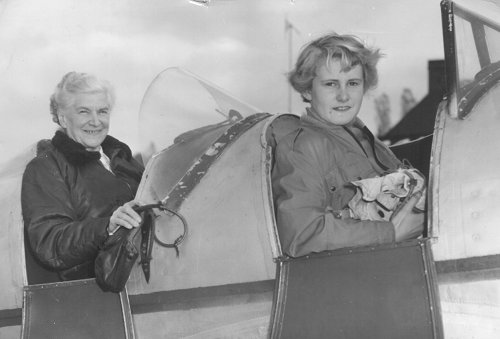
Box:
(336, 87), (349, 102)
(89, 112), (100, 125)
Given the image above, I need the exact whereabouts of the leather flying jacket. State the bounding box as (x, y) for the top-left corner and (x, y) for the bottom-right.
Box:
(21, 130), (144, 280)
(272, 113), (402, 257)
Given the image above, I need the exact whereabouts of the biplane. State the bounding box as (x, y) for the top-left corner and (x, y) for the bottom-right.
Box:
(0, 0), (499, 337)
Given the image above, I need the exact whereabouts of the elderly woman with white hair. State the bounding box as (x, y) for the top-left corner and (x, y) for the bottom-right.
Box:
(22, 72), (144, 281)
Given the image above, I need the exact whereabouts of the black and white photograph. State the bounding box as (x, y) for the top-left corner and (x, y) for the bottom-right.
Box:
(1, 0), (500, 338)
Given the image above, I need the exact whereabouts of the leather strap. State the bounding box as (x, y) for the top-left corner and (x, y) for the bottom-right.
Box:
(139, 210), (154, 282)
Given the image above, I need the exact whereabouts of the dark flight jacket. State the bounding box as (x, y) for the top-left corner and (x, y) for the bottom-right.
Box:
(22, 131), (144, 280)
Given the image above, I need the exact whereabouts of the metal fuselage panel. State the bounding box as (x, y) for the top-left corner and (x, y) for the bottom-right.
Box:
(127, 116), (277, 337)
(129, 116), (275, 294)
(430, 9), (500, 332)
(430, 83), (500, 337)
(431, 83), (500, 261)
(0, 145), (37, 312)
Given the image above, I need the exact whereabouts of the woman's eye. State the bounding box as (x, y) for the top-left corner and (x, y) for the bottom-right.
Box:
(348, 81), (361, 87)
(78, 110), (89, 114)
(98, 109), (109, 115)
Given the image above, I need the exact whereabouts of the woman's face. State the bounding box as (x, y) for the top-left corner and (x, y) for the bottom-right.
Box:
(304, 59), (365, 126)
(58, 92), (111, 151)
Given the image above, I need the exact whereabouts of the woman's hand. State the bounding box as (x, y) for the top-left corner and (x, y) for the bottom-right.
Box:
(107, 200), (142, 235)
(391, 191), (425, 241)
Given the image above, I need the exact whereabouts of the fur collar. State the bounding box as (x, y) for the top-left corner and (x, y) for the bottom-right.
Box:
(52, 130), (132, 166)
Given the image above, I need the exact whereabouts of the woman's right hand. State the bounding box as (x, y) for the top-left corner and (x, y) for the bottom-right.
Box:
(391, 191), (425, 241)
(107, 200), (143, 235)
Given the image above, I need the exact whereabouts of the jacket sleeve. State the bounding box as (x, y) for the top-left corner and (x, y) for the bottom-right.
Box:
(21, 157), (109, 270)
(272, 133), (395, 257)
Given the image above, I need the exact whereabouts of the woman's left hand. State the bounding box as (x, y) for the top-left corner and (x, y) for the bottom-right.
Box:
(391, 191), (425, 241)
(108, 200), (143, 235)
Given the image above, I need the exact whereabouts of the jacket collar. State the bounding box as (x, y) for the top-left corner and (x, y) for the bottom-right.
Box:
(301, 108), (392, 172)
(302, 107), (366, 131)
(51, 130), (132, 167)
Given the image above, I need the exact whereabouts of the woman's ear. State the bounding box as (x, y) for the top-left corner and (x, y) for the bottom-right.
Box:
(58, 112), (67, 128)
(302, 91), (312, 102)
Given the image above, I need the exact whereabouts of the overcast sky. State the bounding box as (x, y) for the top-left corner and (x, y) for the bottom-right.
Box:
(0, 0), (444, 168)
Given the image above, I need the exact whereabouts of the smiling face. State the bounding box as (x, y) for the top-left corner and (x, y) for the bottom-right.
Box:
(304, 58), (365, 126)
(58, 92), (111, 151)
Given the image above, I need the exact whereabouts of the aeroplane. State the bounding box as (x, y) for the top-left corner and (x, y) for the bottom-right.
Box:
(0, 0), (499, 337)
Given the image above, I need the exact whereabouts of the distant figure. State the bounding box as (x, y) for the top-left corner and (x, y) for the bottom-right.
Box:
(22, 72), (144, 280)
(375, 93), (391, 136)
(272, 32), (425, 257)
(401, 87), (416, 116)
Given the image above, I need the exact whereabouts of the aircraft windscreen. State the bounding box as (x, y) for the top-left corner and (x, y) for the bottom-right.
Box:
(138, 67), (262, 164)
(454, 11), (500, 88)
(448, 0), (500, 118)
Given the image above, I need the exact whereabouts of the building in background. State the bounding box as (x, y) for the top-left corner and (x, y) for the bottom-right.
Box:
(380, 59), (446, 144)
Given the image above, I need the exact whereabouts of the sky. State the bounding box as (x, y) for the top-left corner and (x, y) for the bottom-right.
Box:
(0, 0), (444, 168)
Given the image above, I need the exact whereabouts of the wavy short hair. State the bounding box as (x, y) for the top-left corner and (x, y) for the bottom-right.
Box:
(50, 72), (115, 125)
(288, 32), (383, 103)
